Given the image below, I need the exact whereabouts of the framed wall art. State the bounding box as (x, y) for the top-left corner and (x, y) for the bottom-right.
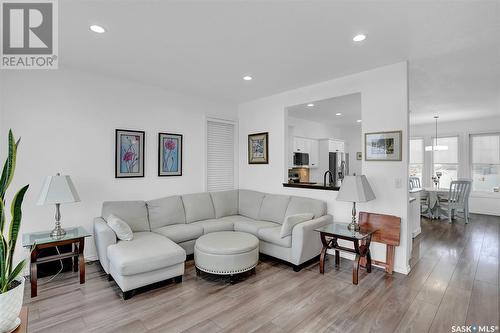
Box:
(365, 131), (402, 161)
(115, 129), (145, 178)
(248, 132), (268, 164)
(158, 132), (183, 176)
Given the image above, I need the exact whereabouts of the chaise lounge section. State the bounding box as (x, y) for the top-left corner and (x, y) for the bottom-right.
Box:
(93, 189), (332, 298)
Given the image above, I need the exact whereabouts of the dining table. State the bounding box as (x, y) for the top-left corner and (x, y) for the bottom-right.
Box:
(422, 187), (449, 219)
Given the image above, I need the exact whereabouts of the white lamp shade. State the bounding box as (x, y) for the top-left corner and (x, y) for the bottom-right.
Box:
(37, 175), (80, 205)
(336, 175), (375, 203)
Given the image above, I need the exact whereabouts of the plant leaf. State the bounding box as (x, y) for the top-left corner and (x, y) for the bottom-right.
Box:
(0, 235), (5, 291)
(6, 184), (29, 276)
(0, 130), (17, 200)
(3, 259), (24, 293)
(0, 198), (5, 237)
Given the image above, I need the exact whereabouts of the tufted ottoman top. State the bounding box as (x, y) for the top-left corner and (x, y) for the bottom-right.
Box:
(195, 231), (258, 255)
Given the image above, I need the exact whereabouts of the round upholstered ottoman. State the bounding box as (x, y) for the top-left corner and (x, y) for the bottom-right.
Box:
(194, 231), (259, 276)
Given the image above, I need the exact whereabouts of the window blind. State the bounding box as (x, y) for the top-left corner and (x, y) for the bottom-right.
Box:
(207, 120), (235, 192)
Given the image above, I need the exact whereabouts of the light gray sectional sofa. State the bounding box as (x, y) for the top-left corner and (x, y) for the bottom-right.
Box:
(93, 189), (332, 298)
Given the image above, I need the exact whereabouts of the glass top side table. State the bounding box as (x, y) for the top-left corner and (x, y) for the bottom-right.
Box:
(315, 222), (376, 285)
(22, 226), (91, 297)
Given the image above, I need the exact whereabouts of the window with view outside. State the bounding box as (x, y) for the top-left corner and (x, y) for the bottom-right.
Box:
(471, 133), (500, 192)
(433, 136), (458, 188)
(410, 138), (424, 184)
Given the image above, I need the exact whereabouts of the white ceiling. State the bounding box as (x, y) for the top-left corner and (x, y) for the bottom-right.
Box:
(60, 1), (500, 123)
(287, 93), (361, 127)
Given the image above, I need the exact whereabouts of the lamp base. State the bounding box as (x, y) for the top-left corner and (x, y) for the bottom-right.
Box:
(347, 222), (360, 232)
(50, 226), (66, 239)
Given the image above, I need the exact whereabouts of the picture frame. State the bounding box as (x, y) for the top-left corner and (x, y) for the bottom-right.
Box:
(365, 130), (402, 161)
(115, 129), (145, 178)
(248, 132), (269, 164)
(158, 133), (183, 176)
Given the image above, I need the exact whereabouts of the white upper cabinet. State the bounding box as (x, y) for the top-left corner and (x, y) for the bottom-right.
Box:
(328, 139), (345, 153)
(292, 137), (319, 168)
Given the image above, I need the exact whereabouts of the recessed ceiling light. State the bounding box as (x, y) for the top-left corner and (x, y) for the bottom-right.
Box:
(243, 75), (253, 81)
(307, 103), (314, 107)
(335, 113), (342, 116)
(356, 119), (362, 123)
(353, 34), (366, 42)
(90, 25), (106, 34)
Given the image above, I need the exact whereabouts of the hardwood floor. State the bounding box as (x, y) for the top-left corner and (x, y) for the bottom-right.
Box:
(23, 214), (499, 333)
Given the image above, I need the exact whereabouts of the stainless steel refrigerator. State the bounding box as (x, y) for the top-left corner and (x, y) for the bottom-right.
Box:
(329, 152), (349, 185)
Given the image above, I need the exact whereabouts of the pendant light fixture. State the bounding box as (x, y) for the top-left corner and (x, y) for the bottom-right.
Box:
(425, 115), (448, 151)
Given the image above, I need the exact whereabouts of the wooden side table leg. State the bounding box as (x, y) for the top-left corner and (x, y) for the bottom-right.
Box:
(30, 247), (38, 297)
(72, 243), (78, 272)
(366, 250), (372, 273)
(352, 254), (360, 285)
(386, 245), (395, 274)
(319, 244), (327, 274)
(78, 238), (85, 284)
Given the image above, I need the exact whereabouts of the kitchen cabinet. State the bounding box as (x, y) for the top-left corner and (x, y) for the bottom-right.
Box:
(328, 139), (345, 153)
(293, 137), (319, 168)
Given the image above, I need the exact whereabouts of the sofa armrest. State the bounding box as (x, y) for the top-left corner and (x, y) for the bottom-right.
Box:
(93, 217), (117, 274)
(291, 214), (333, 265)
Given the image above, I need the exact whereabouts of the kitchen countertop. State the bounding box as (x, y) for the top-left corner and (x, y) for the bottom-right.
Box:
(283, 182), (340, 191)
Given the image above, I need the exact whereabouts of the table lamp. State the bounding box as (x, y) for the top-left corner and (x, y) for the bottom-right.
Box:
(37, 173), (80, 238)
(336, 175), (375, 232)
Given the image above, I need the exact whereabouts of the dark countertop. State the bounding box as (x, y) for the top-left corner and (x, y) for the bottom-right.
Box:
(283, 182), (340, 191)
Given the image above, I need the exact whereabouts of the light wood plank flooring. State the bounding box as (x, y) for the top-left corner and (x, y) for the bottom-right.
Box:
(24, 214), (499, 333)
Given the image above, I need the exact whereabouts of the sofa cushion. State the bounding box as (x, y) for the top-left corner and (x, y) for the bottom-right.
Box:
(107, 232), (186, 276)
(182, 193), (216, 223)
(285, 196), (327, 219)
(106, 214), (133, 241)
(210, 190), (238, 218)
(153, 224), (203, 243)
(146, 195), (186, 229)
(259, 194), (290, 224)
(233, 218), (280, 236)
(102, 201), (149, 232)
(191, 219), (234, 234)
(280, 213), (314, 238)
(258, 227), (292, 248)
(238, 189), (265, 220)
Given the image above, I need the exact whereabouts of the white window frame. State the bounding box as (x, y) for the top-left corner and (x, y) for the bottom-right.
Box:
(469, 131), (500, 195)
(431, 135), (460, 188)
(205, 117), (238, 192)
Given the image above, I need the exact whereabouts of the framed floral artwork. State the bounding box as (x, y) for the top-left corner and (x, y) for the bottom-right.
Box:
(158, 133), (183, 176)
(248, 132), (268, 164)
(115, 129), (145, 178)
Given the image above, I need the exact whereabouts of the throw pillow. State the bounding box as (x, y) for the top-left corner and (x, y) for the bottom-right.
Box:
(107, 214), (133, 241)
(280, 213), (314, 238)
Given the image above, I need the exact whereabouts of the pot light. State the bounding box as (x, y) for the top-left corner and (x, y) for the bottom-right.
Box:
(243, 75), (253, 81)
(307, 103), (314, 107)
(353, 34), (366, 42)
(356, 119), (362, 123)
(90, 25), (106, 34)
(335, 113), (342, 116)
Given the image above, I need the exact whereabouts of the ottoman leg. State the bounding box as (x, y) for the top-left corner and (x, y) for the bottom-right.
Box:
(174, 275), (183, 283)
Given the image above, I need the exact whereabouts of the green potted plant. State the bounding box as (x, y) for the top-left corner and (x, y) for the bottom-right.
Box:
(0, 130), (29, 332)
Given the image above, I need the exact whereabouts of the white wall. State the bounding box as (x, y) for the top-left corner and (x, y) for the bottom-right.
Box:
(1, 69), (236, 264)
(239, 62), (411, 274)
(411, 116), (500, 216)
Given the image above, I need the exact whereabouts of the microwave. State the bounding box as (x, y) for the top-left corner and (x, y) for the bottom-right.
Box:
(293, 152), (309, 166)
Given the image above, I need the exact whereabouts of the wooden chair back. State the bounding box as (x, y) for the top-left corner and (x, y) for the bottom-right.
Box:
(358, 212), (400, 246)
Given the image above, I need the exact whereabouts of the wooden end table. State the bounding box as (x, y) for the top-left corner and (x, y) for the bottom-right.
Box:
(315, 223), (376, 285)
(22, 226), (91, 297)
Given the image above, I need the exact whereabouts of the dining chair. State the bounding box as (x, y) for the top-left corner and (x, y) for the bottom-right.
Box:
(440, 180), (472, 223)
